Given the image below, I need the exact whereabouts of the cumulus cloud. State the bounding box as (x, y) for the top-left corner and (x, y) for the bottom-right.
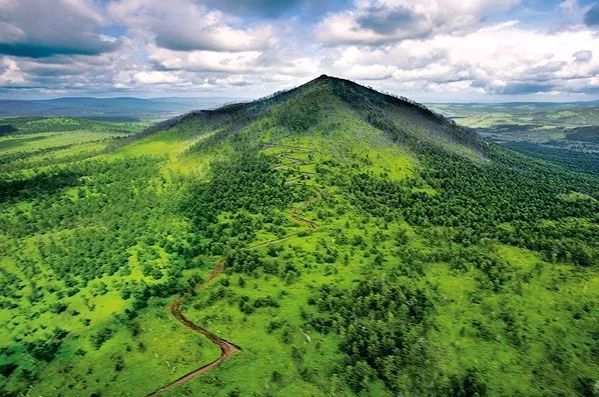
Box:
(323, 22), (599, 97)
(0, 0), (597, 100)
(149, 47), (264, 73)
(0, 57), (25, 86)
(0, 0), (119, 58)
(147, 39), (320, 80)
(573, 50), (593, 63)
(356, 5), (428, 35)
(108, 0), (275, 52)
(316, 0), (521, 45)
(133, 71), (185, 85)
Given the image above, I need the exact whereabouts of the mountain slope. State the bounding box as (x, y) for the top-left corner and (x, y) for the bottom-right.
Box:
(0, 76), (597, 397)
(129, 76), (597, 396)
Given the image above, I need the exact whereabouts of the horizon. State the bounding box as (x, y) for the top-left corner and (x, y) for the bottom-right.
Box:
(1, 74), (599, 105)
(0, 1), (598, 102)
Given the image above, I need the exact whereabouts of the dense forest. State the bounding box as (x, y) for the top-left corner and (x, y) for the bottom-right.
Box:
(0, 76), (597, 396)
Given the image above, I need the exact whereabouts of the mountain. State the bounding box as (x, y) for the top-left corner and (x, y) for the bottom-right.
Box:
(141, 75), (487, 157)
(1, 76), (597, 397)
(0, 96), (237, 120)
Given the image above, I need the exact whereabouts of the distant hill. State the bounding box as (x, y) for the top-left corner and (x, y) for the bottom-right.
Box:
(428, 100), (599, 175)
(429, 100), (599, 114)
(0, 96), (238, 120)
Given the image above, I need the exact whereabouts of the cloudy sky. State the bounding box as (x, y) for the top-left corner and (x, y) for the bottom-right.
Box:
(0, 0), (598, 101)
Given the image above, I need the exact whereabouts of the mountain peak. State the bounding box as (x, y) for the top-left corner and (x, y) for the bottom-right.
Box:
(147, 75), (486, 159)
(308, 74), (348, 85)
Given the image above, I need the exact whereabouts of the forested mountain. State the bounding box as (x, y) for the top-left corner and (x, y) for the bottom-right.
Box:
(1, 76), (597, 397)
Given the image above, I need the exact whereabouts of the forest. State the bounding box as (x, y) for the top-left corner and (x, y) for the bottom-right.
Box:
(0, 76), (597, 396)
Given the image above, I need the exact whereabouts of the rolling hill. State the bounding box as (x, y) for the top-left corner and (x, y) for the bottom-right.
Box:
(0, 76), (597, 397)
(428, 101), (599, 175)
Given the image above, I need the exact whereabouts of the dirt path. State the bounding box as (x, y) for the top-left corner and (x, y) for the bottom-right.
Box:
(291, 213), (317, 229)
(146, 259), (241, 397)
(147, 193), (321, 396)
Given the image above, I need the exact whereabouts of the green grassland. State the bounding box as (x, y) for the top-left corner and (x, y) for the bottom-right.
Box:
(1, 77), (598, 396)
(428, 103), (599, 174)
(428, 103), (599, 145)
(0, 117), (150, 173)
(431, 101), (599, 175)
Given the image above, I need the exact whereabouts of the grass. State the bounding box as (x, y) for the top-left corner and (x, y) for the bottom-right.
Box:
(430, 103), (599, 147)
(426, 244), (598, 396)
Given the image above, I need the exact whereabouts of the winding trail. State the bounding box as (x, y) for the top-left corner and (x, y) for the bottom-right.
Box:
(147, 259), (241, 397)
(147, 191), (322, 396)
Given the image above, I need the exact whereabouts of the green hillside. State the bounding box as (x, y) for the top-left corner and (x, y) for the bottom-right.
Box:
(1, 76), (597, 397)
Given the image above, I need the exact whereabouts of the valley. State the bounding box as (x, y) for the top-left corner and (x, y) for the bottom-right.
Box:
(430, 102), (599, 174)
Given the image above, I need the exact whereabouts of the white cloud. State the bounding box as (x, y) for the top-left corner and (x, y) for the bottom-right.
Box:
(322, 22), (599, 96)
(149, 47), (264, 73)
(133, 71), (184, 85)
(0, 57), (26, 85)
(316, 0), (521, 45)
(108, 0), (275, 52)
(573, 50), (593, 63)
(0, 0), (597, 100)
(147, 43), (321, 81)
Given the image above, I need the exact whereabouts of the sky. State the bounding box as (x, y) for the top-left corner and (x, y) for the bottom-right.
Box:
(0, 0), (598, 102)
